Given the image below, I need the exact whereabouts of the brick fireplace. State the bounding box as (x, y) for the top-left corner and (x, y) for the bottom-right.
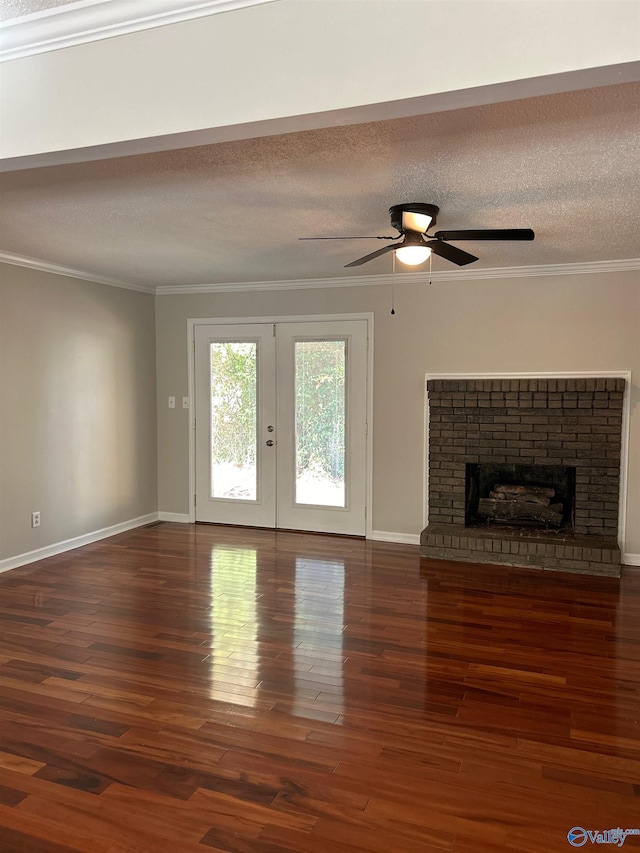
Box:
(420, 377), (626, 576)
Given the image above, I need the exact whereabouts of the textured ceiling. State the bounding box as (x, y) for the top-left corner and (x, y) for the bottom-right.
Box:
(0, 0), (80, 21)
(1, 81), (639, 287)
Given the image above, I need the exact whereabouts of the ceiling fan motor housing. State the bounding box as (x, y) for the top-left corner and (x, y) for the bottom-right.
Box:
(390, 203), (439, 233)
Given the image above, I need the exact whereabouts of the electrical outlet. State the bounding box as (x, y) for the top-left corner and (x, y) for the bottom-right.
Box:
(31, 511), (40, 528)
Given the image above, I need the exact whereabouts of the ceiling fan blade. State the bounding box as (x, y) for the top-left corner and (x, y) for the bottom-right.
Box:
(299, 235), (398, 240)
(433, 229), (535, 241)
(344, 244), (398, 268)
(426, 240), (478, 266)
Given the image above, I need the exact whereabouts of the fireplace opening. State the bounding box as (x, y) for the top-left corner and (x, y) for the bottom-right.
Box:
(465, 463), (576, 531)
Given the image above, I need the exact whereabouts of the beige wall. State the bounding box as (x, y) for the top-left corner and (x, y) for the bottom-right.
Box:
(0, 264), (157, 562)
(156, 270), (640, 557)
(1, 265), (636, 562)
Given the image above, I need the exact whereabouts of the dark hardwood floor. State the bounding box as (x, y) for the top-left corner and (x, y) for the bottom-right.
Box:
(0, 522), (639, 851)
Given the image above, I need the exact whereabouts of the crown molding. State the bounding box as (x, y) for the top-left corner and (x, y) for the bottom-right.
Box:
(0, 252), (154, 293)
(2, 253), (637, 295)
(156, 258), (640, 295)
(0, 0), (278, 62)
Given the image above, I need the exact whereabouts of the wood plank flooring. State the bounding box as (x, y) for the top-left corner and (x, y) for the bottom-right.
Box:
(0, 522), (639, 851)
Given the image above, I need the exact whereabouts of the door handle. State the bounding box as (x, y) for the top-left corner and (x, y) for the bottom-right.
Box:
(267, 425), (274, 432)
(266, 440), (274, 447)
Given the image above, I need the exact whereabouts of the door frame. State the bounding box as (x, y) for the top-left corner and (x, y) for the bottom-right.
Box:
(187, 313), (374, 538)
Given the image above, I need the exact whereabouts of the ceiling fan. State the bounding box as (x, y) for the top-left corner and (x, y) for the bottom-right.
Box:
(300, 203), (535, 268)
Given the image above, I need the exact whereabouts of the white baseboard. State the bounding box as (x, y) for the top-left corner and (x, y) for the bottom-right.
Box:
(157, 512), (191, 523)
(623, 553), (640, 567)
(0, 512), (159, 575)
(371, 530), (421, 546)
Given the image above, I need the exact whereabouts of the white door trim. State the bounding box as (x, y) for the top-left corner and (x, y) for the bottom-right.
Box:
(188, 313), (374, 538)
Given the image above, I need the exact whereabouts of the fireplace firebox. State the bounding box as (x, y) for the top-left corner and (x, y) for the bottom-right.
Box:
(465, 463), (576, 531)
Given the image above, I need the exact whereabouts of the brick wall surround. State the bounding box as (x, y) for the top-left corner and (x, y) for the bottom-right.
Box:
(420, 377), (625, 576)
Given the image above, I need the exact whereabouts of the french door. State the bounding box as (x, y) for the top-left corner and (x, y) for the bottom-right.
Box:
(194, 320), (368, 535)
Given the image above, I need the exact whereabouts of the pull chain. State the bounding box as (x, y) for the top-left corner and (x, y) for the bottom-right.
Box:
(391, 253), (396, 315)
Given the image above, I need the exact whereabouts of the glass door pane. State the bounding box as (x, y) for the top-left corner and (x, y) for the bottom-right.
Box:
(210, 341), (257, 500)
(294, 339), (346, 507)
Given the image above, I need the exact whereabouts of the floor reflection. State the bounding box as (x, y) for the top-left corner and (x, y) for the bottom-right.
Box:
(293, 557), (345, 718)
(208, 545), (259, 707)
(206, 541), (347, 719)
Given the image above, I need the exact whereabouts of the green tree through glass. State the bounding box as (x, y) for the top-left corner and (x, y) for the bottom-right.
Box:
(210, 342), (257, 499)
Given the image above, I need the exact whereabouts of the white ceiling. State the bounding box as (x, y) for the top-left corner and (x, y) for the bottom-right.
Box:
(1, 80), (639, 288)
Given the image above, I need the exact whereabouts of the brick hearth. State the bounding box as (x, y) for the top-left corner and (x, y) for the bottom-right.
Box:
(420, 377), (625, 576)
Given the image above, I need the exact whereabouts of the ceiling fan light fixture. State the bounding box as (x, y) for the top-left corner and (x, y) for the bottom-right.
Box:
(401, 210), (432, 233)
(395, 245), (432, 266)
(311, 202), (533, 268)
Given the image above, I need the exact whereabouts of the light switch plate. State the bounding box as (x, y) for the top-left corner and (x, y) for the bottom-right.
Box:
(168, 396), (175, 408)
